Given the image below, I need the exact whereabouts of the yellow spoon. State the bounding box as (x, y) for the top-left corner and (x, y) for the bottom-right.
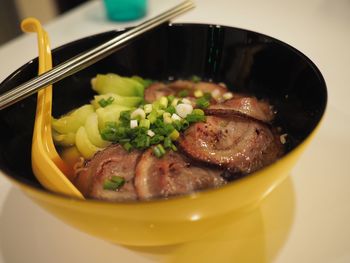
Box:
(21, 18), (84, 199)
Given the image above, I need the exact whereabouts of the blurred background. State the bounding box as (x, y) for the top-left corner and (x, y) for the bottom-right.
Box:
(0, 0), (89, 45)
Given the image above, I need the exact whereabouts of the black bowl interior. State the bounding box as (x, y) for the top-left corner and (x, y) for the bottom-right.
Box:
(0, 23), (327, 192)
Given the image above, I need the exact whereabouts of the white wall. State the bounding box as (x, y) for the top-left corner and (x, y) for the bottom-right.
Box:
(15, 0), (58, 23)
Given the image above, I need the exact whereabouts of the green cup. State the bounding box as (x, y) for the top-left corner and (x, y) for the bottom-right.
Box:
(103, 0), (147, 21)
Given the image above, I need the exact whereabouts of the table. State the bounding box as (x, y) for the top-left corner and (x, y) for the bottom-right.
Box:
(0, 0), (349, 262)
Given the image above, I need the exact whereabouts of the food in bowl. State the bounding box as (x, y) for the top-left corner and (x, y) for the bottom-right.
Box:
(0, 24), (327, 246)
(52, 73), (286, 201)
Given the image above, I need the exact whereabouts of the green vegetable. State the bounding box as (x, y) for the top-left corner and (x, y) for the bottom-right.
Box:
(203, 92), (212, 100)
(91, 93), (143, 109)
(75, 126), (103, 159)
(92, 73), (144, 97)
(52, 131), (76, 146)
(123, 142), (133, 152)
(84, 113), (111, 148)
(153, 144), (166, 158)
(186, 113), (206, 123)
(195, 97), (210, 109)
(131, 75), (153, 88)
(163, 137), (172, 148)
(98, 96), (114, 107)
(103, 176), (125, 191)
(96, 105), (132, 130)
(52, 104), (94, 134)
(139, 119), (150, 129)
(192, 109), (205, 116)
(178, 90), (189, 97)
(167, 95), (175, 104)
(165, 105), (176, 114)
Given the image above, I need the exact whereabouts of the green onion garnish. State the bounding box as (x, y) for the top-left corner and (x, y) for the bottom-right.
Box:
(153, 144), (166, 158)
(186, 114), (206, 123)
(203, 92), (212, 100)
(123, 142), (133, 152)
(163, 136), (172, 148)
(171, 144), (177, 151)
(165, 105), (176, 114)
(196, 97), (210, 109)
(167, 95), (175, 103)
(99, 94), (209, 157)
(178, 90), (189, 97)
(98, 96), (114, 107)
(103, 176), (125, 191)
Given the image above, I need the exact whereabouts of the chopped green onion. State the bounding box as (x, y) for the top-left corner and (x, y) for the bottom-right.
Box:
(203, 92), (212, 100)
(119, 138), (131, 143)
(171, 144), (177, 151)
(144, 103), (153, 114)
(100, 122), (118, 141)
(153, 144), (166, 158)
(165, 105), (176, 114)
(119, 110), (131, 124)
(196, 97), (210, 109)
(164, 123), (175, 135)
(147, 130), (155, 137)
(164, 137), (172, 148)
(167, 95), (175, 104)
(123, 142), (133, 152)
(99, 92), (209, 158)
(98, 96), (114, 107)
(111, 175), (125, 184)
(194, 90), (204, 97)
(131, 108), (146, 120)
(150, 134), (164, 144)
(159, 97), (168, 108)
(169, 129), (180, 141)
(147, 110), (158, 123)
(172, 120), (182, 131)
(130, 119), (138, 129)
(171, 98), (180, 106)
(182, 120), (190, 130)
(192, 109), (205, 116)
(186, 113), (206, 123)
(178, 90), (189, 97)
(103, 176), (125, 191)
(139, 119), (150, 129)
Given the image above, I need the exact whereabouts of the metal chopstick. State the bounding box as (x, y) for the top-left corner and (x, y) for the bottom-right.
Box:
(0, 0), (195, 110)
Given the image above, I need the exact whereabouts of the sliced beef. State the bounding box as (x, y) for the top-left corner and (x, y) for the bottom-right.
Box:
(178, 115), (284, 174)
(144, 80), (228, 103)
(144, 82), (174, 103)
(134, 149), (226, 200)
(74, 145), (141, 201)
(206, 97), (275, 123)
(168, 80), (228, 95)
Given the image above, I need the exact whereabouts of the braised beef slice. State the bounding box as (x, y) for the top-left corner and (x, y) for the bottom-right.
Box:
(179, 115), (284, 174)
(144, 80), (228, 103)
(74, 145), (141, 201)
(206, 97), (274, 123)
(134, 149), (226, 200)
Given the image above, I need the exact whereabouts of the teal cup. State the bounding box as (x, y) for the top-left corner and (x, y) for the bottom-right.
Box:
(103, 0), (147, 21)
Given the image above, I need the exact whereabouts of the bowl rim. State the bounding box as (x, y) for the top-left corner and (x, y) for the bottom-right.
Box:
(0, 22), (328, 205)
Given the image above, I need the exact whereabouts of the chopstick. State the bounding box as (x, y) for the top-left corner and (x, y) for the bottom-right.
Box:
(0, 0), (195, 110)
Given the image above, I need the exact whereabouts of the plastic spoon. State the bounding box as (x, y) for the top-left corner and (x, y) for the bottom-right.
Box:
(22, 18), (84, 199)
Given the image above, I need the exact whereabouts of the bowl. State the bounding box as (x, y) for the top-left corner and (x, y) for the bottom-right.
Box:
(0, 23), (327, 246)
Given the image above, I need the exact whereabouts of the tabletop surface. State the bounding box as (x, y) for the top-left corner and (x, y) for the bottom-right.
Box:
(0, 0), (349, 262)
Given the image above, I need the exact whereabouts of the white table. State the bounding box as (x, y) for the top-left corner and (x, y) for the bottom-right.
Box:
(0, 0), (349, 262)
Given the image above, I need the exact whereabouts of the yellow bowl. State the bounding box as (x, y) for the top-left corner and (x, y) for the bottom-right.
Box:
(0, 24), (327, 246)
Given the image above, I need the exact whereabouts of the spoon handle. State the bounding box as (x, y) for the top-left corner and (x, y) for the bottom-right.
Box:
(0, 0), (195, 110)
